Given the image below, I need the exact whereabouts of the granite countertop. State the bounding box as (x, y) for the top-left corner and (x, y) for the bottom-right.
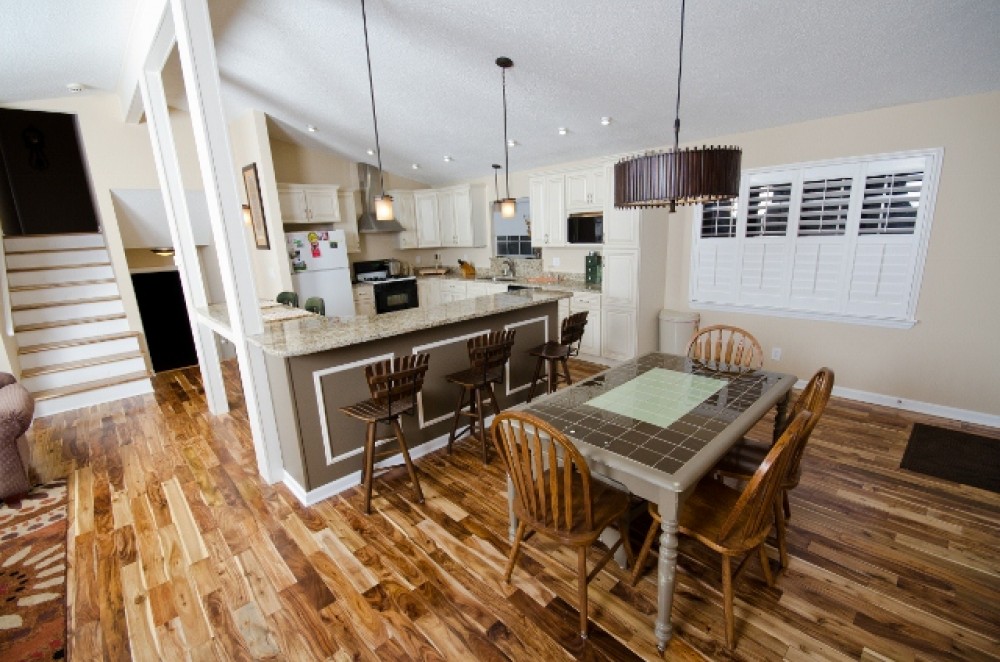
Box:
(418, 273), (602, 294)
(231, 289), (571, 357)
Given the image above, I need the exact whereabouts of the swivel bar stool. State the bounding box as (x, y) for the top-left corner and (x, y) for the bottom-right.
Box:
(526, 311), (588, 402)
(340, 353), (430, 514)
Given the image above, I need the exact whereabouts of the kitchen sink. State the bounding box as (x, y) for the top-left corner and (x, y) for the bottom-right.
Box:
(479, 275), (516, 282)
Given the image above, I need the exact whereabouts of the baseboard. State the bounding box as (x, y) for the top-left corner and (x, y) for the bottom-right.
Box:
(282, 432), (454, 507)
(808, 382), (1000, 429)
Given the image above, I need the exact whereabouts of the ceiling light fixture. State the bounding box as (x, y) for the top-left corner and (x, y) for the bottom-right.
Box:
(366, 148), (375, 156)
(411, 163), (420, 170)
(491, 163), (503, 213)
(150, 247), (175, 257)
(557, 127), (568, 136)
(443, 155), (453, 162)
(241, 204), (253, 226)
(66, 83), (85, 93)
(496, 56), (516, 218)
(601, 116), (612, 126)
(614, 0), (741, 212)
(360, 0), (393, 221)
(507, 139), (518, 148)
(307, 125), (318, 133)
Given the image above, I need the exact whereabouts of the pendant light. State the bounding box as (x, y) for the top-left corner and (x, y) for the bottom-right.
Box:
(491, 163), (503, 214)
(361, 0), (393, 221)
(496, 57), (517, 218)
(614, 0), (741, 212)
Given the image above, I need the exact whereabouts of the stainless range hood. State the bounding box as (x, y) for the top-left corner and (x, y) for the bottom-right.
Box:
(356, 162), (404, 233)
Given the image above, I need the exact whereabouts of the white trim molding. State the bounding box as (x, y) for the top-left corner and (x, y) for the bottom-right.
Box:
(504, 315), (549, 395)
(314, 352), (394, 465)
(413, 329), (489, 429)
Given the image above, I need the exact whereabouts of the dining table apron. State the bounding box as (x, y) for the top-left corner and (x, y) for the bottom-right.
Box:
(511, 352), (795, 651)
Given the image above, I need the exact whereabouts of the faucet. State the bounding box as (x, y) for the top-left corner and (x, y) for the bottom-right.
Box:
(501, 258), (516, 278)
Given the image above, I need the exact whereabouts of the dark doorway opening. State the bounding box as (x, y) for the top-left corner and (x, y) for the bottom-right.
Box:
(131, 270), (197, 373)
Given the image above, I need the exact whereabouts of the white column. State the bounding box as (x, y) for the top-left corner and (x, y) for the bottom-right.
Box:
(169, 0), (283, 482)
(138, 69), (228, 415)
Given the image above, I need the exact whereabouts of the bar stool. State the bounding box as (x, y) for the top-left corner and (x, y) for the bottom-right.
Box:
(445, 329), (516, 464)
(340, 354), (430, 514)
(526, 311), (588, 402)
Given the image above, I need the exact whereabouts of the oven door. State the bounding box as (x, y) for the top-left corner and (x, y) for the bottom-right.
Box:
(373, 280), (419, 313)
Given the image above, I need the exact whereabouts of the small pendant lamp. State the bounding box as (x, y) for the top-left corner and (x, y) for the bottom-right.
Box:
(496, 57), (517, 218)
(361, 0), (393, 221)
(614, 0), (741, 212)
(491, 163), (503, 214)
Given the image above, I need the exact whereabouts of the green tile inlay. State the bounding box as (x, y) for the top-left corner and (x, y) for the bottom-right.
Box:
(586, 368), (727, 429)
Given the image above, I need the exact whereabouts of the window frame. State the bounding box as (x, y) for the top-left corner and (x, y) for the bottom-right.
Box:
(689, 148), (943, 328)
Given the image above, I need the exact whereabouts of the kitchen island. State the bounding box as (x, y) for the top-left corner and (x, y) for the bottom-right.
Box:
(215, 290), (570, 504)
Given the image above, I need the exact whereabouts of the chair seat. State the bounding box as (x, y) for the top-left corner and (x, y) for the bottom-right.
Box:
(517, 470), (630, 542)
(340, 398), (416, 423)
(445, 366), (504, 387)
(716, 438), (802, 486)
(527, 341), (572, 360)
(678, 477), (764, 554)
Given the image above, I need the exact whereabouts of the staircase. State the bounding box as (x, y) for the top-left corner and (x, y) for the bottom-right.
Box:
(4, 233), (154, 417)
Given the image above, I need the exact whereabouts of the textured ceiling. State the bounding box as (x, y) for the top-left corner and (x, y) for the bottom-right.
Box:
(3, 1), (1000, 186)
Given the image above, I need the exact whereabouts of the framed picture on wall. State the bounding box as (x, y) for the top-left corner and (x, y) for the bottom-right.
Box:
(242, 163), (270, 249)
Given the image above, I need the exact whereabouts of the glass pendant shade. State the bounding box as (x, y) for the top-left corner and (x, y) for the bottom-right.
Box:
(374, 194), (394, 221)
(499, 198), (517, 218)
(241, 204), (253, 226)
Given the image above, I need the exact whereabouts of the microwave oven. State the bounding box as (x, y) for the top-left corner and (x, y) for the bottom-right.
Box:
(566, 212), (603, 244)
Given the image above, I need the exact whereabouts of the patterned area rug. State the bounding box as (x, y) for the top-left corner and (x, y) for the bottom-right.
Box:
(0, 482), (67, 661)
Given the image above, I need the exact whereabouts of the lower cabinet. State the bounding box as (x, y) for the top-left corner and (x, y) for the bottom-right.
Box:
(601, 307), (636, 361)
(570, 292), (602, 358)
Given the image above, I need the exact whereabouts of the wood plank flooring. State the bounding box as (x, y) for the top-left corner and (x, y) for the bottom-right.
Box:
(26, 359), (1000, 660)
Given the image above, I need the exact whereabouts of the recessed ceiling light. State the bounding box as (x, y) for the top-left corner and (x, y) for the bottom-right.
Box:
(366, 149), (375, 156)
(307, 125), (318, 132)
(600, 116), (612, 126)
(557, 127), (568, 136)
(66, 83), (85, 93)
(411, 163), (420, 170)
(507, 139), (518, 147)
(443, 155), (453, 162)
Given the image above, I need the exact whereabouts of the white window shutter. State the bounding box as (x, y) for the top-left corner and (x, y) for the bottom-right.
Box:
(692, 240), (738, 303)
(789, 239), (846, 312)
(738, 240), (788, 304)
(845, 237), (918, 318)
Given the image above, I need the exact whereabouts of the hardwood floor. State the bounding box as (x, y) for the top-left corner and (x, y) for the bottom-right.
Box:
(27, 359), (1000, 660)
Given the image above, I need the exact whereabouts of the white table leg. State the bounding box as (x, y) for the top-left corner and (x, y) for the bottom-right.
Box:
(655, 493), (681, 651)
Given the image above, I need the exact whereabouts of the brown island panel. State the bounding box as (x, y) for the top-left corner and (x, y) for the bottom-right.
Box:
(267, 300), (558, 492)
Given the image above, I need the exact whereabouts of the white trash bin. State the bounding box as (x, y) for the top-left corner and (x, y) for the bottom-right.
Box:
(659, 309), (700, 355)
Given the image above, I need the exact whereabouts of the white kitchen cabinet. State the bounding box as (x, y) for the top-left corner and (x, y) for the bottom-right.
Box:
(417, 278), (440, 308)
(438, 190), (458, 247)
(439, 281), (467, 303)
(602, 164), (640, 247)
(414, 191), (441, 247)
(529, 175), (567, 248)
(602, 250), (639, 308)
(336, 190), (360, 253)
(390, 190), (418, 250)
(465, 281), (492, 298)
(277, 184), (341, 223)
(601, 307), (636, 361)
(451, 187), (475, 247)
(565, 167), (605, 212)
(570, 291), (602, 357)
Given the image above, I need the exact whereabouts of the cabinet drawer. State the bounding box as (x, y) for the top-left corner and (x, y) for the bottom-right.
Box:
(571, 292), (602, 310)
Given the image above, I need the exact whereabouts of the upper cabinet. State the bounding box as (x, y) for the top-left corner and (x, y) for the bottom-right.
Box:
(565, 166), (605, 212)
(390, 190), (418, 250)
(277, 184), (341, 223)
(404, 184), (487, 249)
(529, 174), (567, 248)
(602, 163), (640, 247)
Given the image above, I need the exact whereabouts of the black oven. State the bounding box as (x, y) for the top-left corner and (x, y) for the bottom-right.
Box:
(373, 278), (418, 313)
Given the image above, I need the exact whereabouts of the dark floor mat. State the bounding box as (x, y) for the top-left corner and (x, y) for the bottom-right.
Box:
(900, 423), (1000, 493)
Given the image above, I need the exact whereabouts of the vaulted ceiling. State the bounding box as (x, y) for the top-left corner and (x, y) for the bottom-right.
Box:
(3, 1), (1000, 185)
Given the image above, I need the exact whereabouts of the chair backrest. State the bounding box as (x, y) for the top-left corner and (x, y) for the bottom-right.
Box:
(687, 324), (763, 370)
(276, 291), (299, 307)
(468, 329), (516, 384)
(780, 367), (834, 484)
(559, 311), (588, 355)
(718, 410), (812, 546)
(364, 353), (430, 414)
(304, 297), (325, 315)
(491, 412), (597, 533)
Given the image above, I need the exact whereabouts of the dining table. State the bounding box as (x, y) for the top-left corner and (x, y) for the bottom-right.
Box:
(512, 352), (795, 650)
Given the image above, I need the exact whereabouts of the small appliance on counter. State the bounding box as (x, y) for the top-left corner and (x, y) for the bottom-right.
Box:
(285, 229), (355, 318)
(457, 259), (476, 278)
(585, 251), (603, 287)
(353, 259), (419, 314)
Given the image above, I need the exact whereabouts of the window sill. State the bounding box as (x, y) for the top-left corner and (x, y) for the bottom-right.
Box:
(689, 300), (917, 329)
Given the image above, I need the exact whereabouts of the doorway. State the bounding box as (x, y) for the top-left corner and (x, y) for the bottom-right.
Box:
(131, 270), (198, 372)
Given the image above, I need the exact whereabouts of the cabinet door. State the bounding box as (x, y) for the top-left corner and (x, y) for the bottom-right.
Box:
(392, 191), (418, 250)
(602, 164), (639, 247)
(602, 251), (638, 308)
(277, 187), (309, 222)
(544, 175), (566, 246)
(451, 188), (474, 246)
(529, 176), (547, 248)
(437, 191), (457, 246)
(590, 167), (605, 208)
(601, 307), (636, 361)
(414, 192), (441, 247)
(565, 171), (591, 210)
(305, 187), (340, 222)
(579, 312), (602, 356)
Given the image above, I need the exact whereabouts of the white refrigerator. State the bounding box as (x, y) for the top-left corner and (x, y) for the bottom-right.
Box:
(286, 229), (354, 318)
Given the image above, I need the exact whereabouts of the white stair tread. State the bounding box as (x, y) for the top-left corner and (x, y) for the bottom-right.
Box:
(18, 331), (142, 354)
(31, 370), (151, 401)
(20, 351), (146, 378)
(8, 278), (116, 292)
(11, 295), (122, 311)
(15, 313), (127, 333)
(6, 262), (111, 273)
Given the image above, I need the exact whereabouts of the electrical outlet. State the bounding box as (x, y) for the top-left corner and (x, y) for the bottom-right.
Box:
(552, 257), (561, 267)
(771, 347), (782, 361)
(415, 255), (422, 264)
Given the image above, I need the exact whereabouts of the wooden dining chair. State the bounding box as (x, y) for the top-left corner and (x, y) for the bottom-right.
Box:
(490, 411), (634, 639)
(687, 324), (764, 370)
(630, 411), (812, 650)
(714, 367), (834, 568)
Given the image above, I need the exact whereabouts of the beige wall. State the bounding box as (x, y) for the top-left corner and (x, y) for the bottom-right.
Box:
(660, 92), (1000, 417)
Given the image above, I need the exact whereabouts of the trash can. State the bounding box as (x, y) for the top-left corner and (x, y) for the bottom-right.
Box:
(659, 309), (700, 355)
